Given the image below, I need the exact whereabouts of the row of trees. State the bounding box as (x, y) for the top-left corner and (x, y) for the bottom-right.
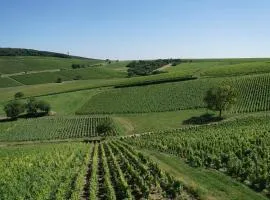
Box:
(4, 93), (51, 119)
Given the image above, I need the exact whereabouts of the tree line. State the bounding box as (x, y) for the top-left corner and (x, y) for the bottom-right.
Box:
(0, 48), (70, 58)
(126, 59), (185, 77)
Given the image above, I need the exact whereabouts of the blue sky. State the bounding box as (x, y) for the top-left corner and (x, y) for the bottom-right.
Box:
(1, 0), (270, 59)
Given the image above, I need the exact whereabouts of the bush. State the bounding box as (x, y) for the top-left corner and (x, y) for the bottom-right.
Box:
(26, 97), (39, 115)
(71, 64), (85, 69)
(4, 101), (25, 119)
(56, 77), (62, 83)
(73, 75), (82, 80)
(96, 121), (114, 136)
(14, 92), (24, 99)
(38, 100), (51, 113)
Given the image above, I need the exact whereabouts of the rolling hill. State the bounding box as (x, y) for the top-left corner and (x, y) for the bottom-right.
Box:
(1, 49), (270, 200)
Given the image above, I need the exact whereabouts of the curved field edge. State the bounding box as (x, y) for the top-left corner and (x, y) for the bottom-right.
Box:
(121, 115), (270, 198)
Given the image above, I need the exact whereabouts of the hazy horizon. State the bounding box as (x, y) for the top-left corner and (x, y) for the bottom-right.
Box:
(1, 0), (270, 60)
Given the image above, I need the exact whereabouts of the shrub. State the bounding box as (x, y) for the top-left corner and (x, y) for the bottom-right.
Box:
(38, 100), (51, 113)
(56, 77), (62, 83)
(14, 92), (24, 99)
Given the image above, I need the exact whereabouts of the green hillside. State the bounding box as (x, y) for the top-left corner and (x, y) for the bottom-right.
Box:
(77, 73), (270, 114)
(0, 47), (105, 76)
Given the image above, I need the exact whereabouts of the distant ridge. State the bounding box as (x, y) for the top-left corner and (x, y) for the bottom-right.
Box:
(0, 48), (97, 60)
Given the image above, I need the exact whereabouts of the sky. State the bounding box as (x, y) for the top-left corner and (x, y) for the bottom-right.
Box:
(1, 0), (270, 60)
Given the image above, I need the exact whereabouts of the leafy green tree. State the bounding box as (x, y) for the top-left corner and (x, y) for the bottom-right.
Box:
(204, 84), (237, 118)
(26, 97), (39, 115)
(4, 101), (25, 119)
(38, 100), (51, 113)
(96, 121), (114, 136)
(14, 92), (24, 99)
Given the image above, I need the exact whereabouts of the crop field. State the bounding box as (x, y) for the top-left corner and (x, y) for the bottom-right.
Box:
(11, 66), (127, 85)
(0, 116), (116, 142)
(0, 141), (187, 200)
(165, 59), (270, 77)
(122, 115), (270, 193)
(0, 143), (91, 200)
(0, 77), (23, 88)
(0, 56), (103, 74)
(77, 73), (270, 114)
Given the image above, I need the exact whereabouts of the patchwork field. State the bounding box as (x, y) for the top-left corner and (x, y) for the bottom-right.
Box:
(1, 50), (270, 199)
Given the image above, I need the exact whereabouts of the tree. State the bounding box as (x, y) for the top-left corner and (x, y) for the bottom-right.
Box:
(204, 84), (237, 118)
(96, 121), (114, 136)
(14, 92), (24, 99)
(4, 101), (25, 119)
(38, 100), (51, 113)
(26, 97), (39, 115)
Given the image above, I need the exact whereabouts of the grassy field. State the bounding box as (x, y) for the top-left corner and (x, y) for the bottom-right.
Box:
(38, 89), (104, 115)
(77, 73), (270, 114)
(113, 109), (208, 135)
(0, 56), (103, 74)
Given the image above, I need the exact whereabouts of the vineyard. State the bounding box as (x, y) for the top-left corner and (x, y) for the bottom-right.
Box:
(122, 115), (270, 193)
(77, 73), (270, 114)
(0, 141), (190, 200)
(0, 116), (116, 142)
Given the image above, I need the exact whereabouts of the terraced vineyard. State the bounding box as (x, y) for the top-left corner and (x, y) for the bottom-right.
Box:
(122, 115), (270, 193)
(0, 116), (116, 142)
(78, 73), (270, 114)
(0, 142), (188, 200)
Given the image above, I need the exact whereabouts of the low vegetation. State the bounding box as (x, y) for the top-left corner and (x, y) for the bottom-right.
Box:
(122, 115), (270, 194)
(0, 142), (185, 199)
(0, 116), (115, 142)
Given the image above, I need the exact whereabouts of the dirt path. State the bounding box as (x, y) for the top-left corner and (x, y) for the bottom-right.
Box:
(157, 64), (172, 71)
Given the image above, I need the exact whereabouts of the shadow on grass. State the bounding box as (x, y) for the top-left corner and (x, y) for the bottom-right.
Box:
(183, 113), (223, 125)
(0, 112), (48, 123)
